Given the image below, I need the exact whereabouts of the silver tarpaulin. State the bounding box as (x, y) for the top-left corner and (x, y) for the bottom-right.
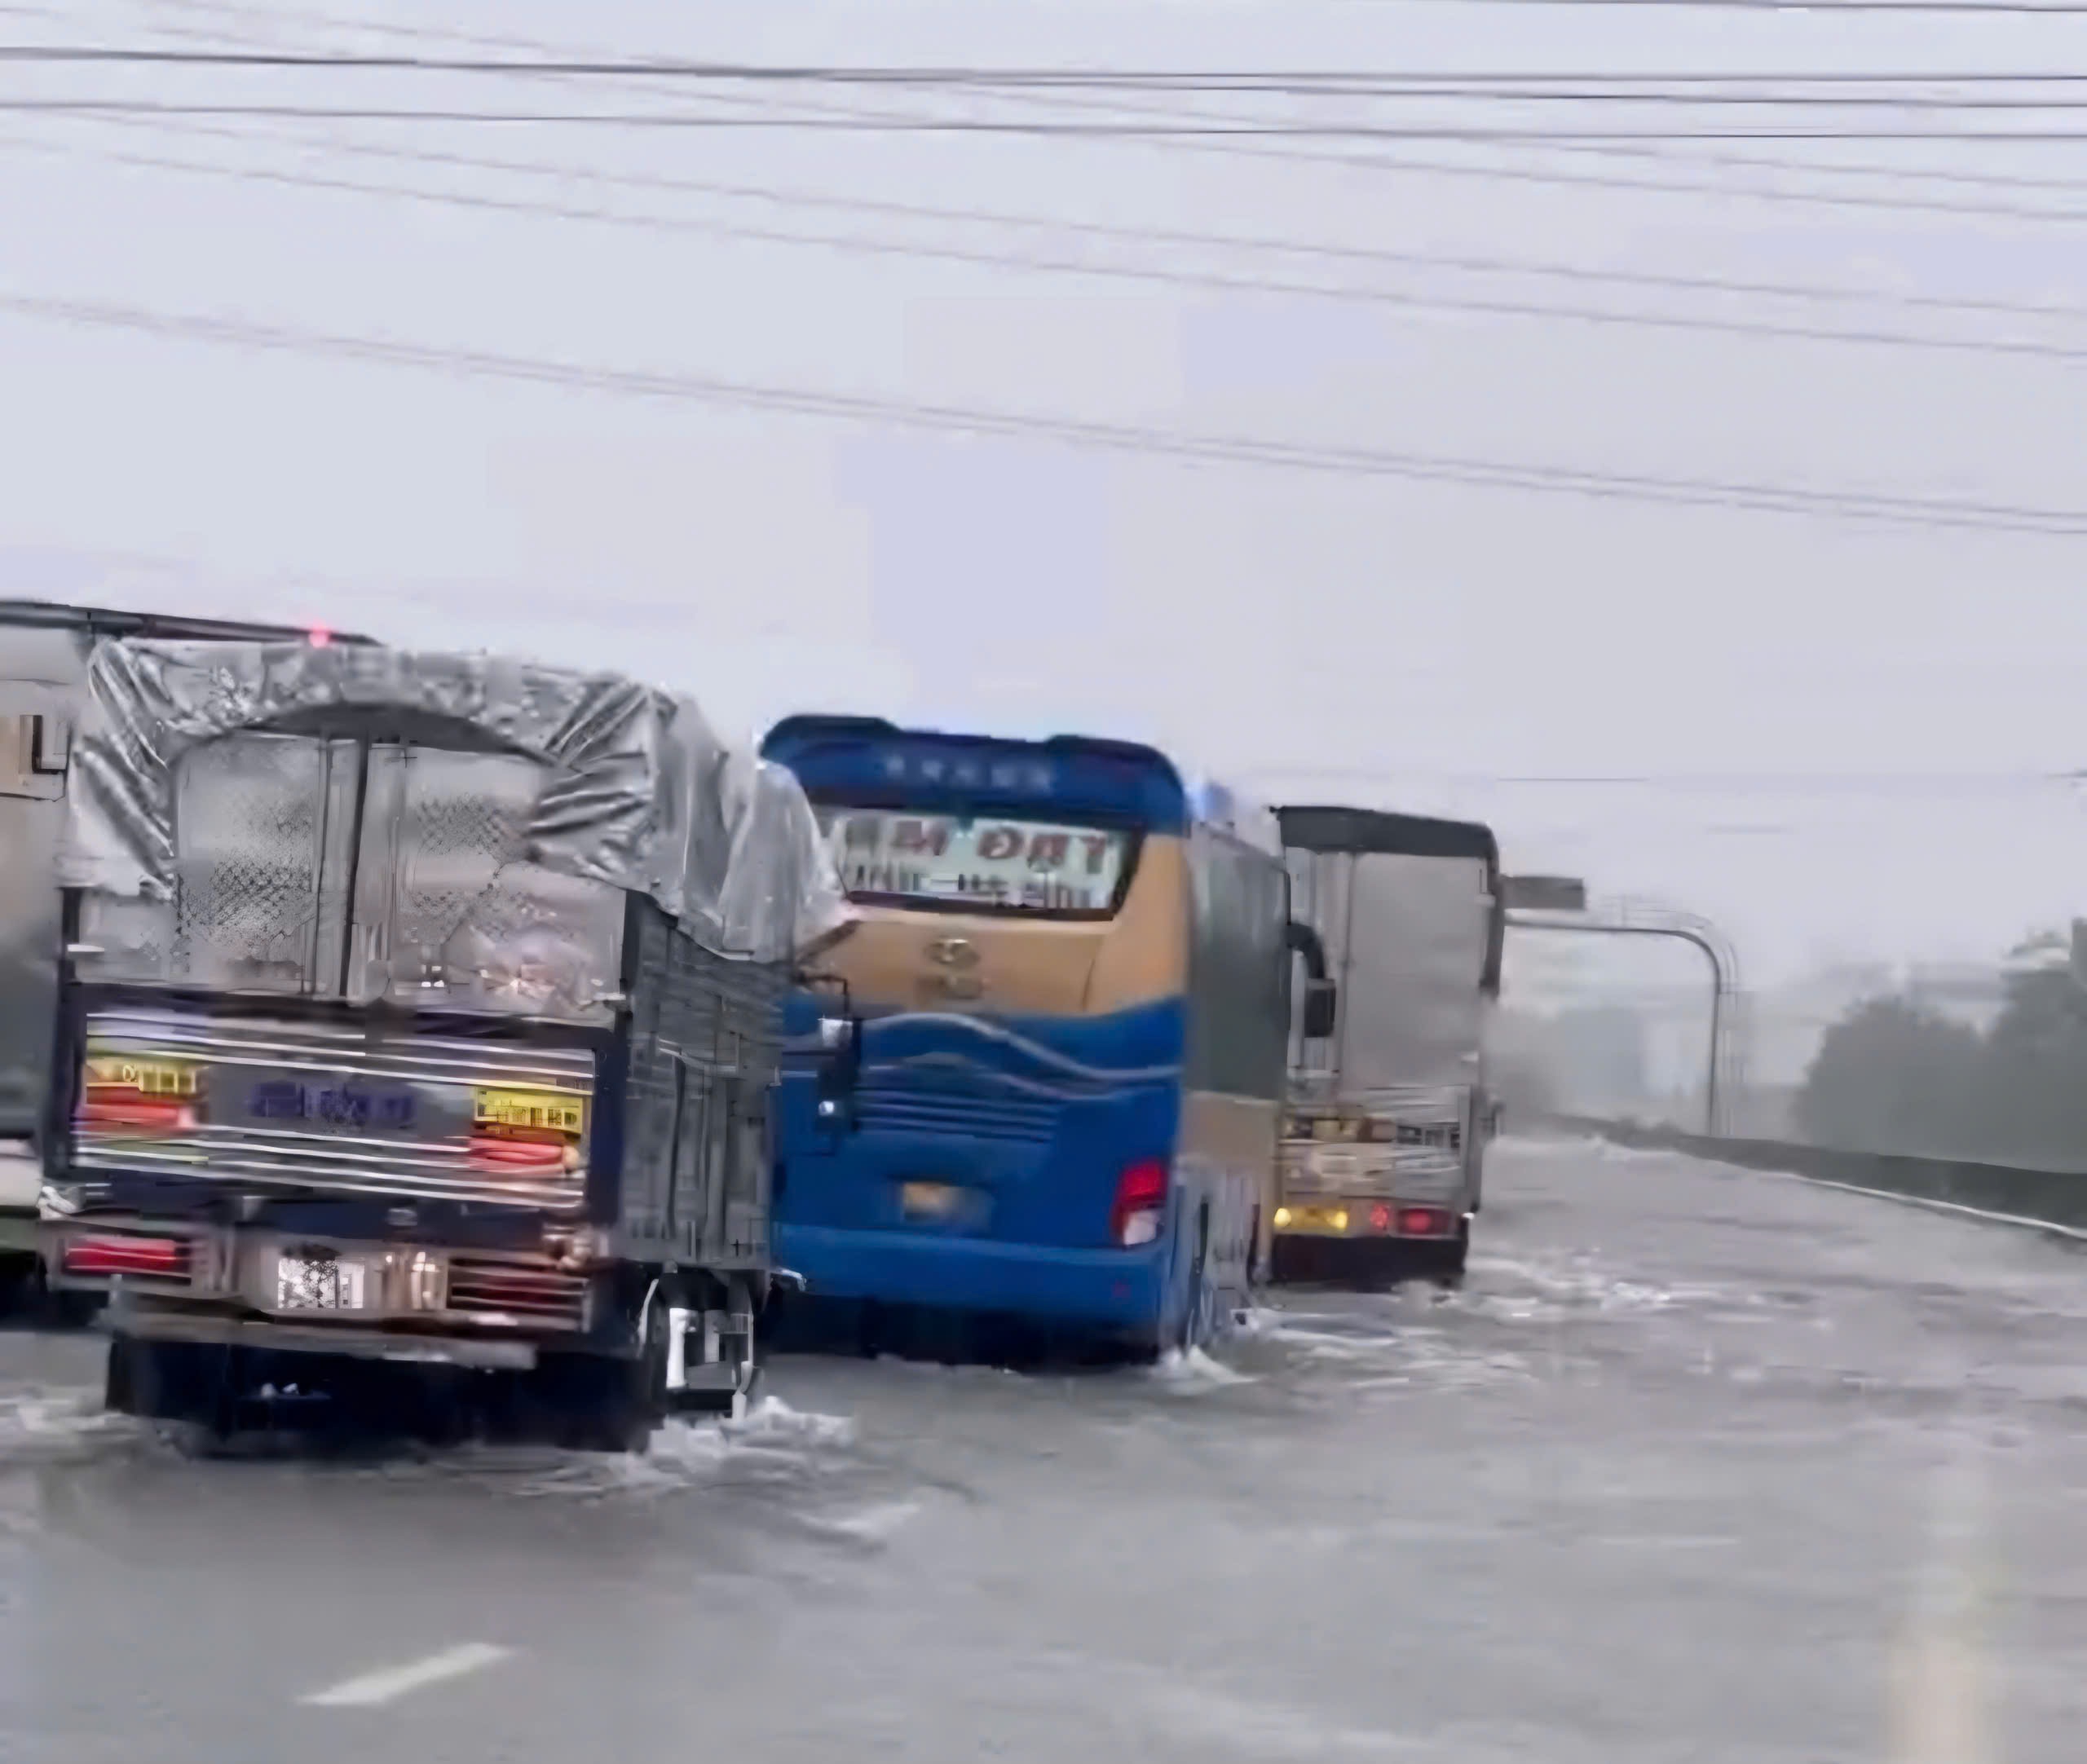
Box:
(58, 638), (853, 963)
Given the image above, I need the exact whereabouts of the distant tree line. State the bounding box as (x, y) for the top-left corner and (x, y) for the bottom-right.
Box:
(1796, 938), (2087, 1170)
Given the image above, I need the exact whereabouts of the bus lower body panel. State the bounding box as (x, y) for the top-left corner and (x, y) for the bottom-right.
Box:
(44, 1213), (761, 1447)
(777, 1221), (1172, 1337)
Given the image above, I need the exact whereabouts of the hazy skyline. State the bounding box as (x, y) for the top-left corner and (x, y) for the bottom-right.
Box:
(7, 0), (2087, 988)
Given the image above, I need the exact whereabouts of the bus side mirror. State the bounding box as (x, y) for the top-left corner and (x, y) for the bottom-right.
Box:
(1301, 978), (1338, 1042)
(1286, 919), (1337, 1041)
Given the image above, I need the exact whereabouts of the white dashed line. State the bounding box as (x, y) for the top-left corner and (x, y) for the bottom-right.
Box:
(1766, 1170), (2087, 1242)
(1887, 1429), (1994, 1764)
(301, 1642), (513, 1709)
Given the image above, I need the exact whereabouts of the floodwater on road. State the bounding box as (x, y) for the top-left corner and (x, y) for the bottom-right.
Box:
(0, 1134), (2080, 1763)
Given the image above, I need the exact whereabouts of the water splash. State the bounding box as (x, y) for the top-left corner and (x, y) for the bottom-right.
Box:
(724, 1394), (858, 1449)
(0, 1388), (142, 1467)
(1149, 1346), (1255, 1391)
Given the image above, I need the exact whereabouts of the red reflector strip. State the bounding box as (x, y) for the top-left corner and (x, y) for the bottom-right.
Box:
(467, 1136), (567, 1170)
(61, 1235), (189, 1279)
(79, 1094), (192, 1132)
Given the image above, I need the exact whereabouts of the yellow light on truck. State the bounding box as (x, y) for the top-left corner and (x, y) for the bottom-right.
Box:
(85, 1055), (198, 1097)
(1330, 1210), (1349, 1232)
(472, 1088), (585, 1136)
(1273, 1206), (1293, 1228)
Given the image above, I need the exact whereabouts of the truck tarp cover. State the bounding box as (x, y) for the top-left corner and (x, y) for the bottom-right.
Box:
(58, 638), (854, 963)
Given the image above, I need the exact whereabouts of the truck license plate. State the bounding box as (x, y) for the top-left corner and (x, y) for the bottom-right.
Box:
(275, 1250), (367, 1312)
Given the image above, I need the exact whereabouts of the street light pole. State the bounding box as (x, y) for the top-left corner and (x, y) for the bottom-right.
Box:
(1505, 905), (1740, 1137)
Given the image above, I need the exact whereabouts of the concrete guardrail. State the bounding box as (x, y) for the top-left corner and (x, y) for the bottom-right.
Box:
(1551, 1115), (2087, 1239)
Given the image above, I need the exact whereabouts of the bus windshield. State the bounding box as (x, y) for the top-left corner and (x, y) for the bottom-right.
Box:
(814, 805), (1135, 915)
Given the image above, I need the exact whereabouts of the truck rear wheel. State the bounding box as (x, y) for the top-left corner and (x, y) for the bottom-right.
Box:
(1427, 1220), (1471, 1289)
(532, 1291), (668, 1453)
(105, 1334), (232, 1430)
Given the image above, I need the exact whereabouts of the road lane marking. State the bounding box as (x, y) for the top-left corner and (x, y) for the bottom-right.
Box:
(1887, 1431), (1994, 1764)
(1757, 1168), (2087, 1242)
(301, 1643), (512, 1709)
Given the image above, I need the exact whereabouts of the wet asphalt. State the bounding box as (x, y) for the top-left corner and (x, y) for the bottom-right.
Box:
(0, 1133), (2080, 1763)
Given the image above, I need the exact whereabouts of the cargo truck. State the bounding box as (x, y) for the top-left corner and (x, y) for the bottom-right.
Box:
(38, 636), (858, 1449)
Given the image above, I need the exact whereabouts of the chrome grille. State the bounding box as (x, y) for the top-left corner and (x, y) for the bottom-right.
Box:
(74, 1007), (592, 1210)
(1391, 1121), (1463, 1153)
(444, 1254), (589, 1328)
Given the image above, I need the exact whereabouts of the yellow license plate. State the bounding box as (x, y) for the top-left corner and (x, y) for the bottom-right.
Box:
(473, 1089), (585, 1136)
(900, 1181), (966, 1219)
(85, 1054), (197, 1096)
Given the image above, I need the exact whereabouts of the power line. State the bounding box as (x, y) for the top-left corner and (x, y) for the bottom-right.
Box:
(23, 122), (2087, 364)
(26, 45), (2087, 87)
(1577, 138), (2087, 200)
(1361, 139), (2087, 215)
(95, 0), (2087, 218)
(61, 108), (2087, 331)
(1, 284), (2081, 534)
(16, 97), (2087, 139)
(1360, 0), (2087, 13)
(1251, 764), (2086, 790)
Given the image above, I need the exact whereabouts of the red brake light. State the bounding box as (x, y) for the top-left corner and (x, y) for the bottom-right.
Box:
(307, 624), (333, 647)
(468, 1135), (570, 1171)
(61, 1233), (189, 1280)
(79, 1093), (193, 1134)
(1110, 1159), (1168, 1247)
(1398, 1206), (1451, 1237)
(1368, 1203), (1392, 1233)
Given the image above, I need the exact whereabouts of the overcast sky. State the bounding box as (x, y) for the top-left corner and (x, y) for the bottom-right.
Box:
(5, 0), (2087, 993)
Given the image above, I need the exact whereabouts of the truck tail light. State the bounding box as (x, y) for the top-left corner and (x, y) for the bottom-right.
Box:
(1110, 1159), (1168, 1247)
(1399, 1206), (1452, 1237)
(78, 1053), (202, 1136)
(78, 1094), (195, 1134)
(61, 1233), (190, 1281)
(469, 1087), (585, 1174)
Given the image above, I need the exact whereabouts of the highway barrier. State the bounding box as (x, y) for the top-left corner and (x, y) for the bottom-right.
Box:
(1554, 1116), (2087, 1237)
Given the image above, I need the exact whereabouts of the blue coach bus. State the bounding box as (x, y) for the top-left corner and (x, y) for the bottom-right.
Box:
(761, 716), (1336, 1359)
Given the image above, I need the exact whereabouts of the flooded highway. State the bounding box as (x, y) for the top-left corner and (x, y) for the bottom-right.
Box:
(0, 1133), (2080, 1763)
